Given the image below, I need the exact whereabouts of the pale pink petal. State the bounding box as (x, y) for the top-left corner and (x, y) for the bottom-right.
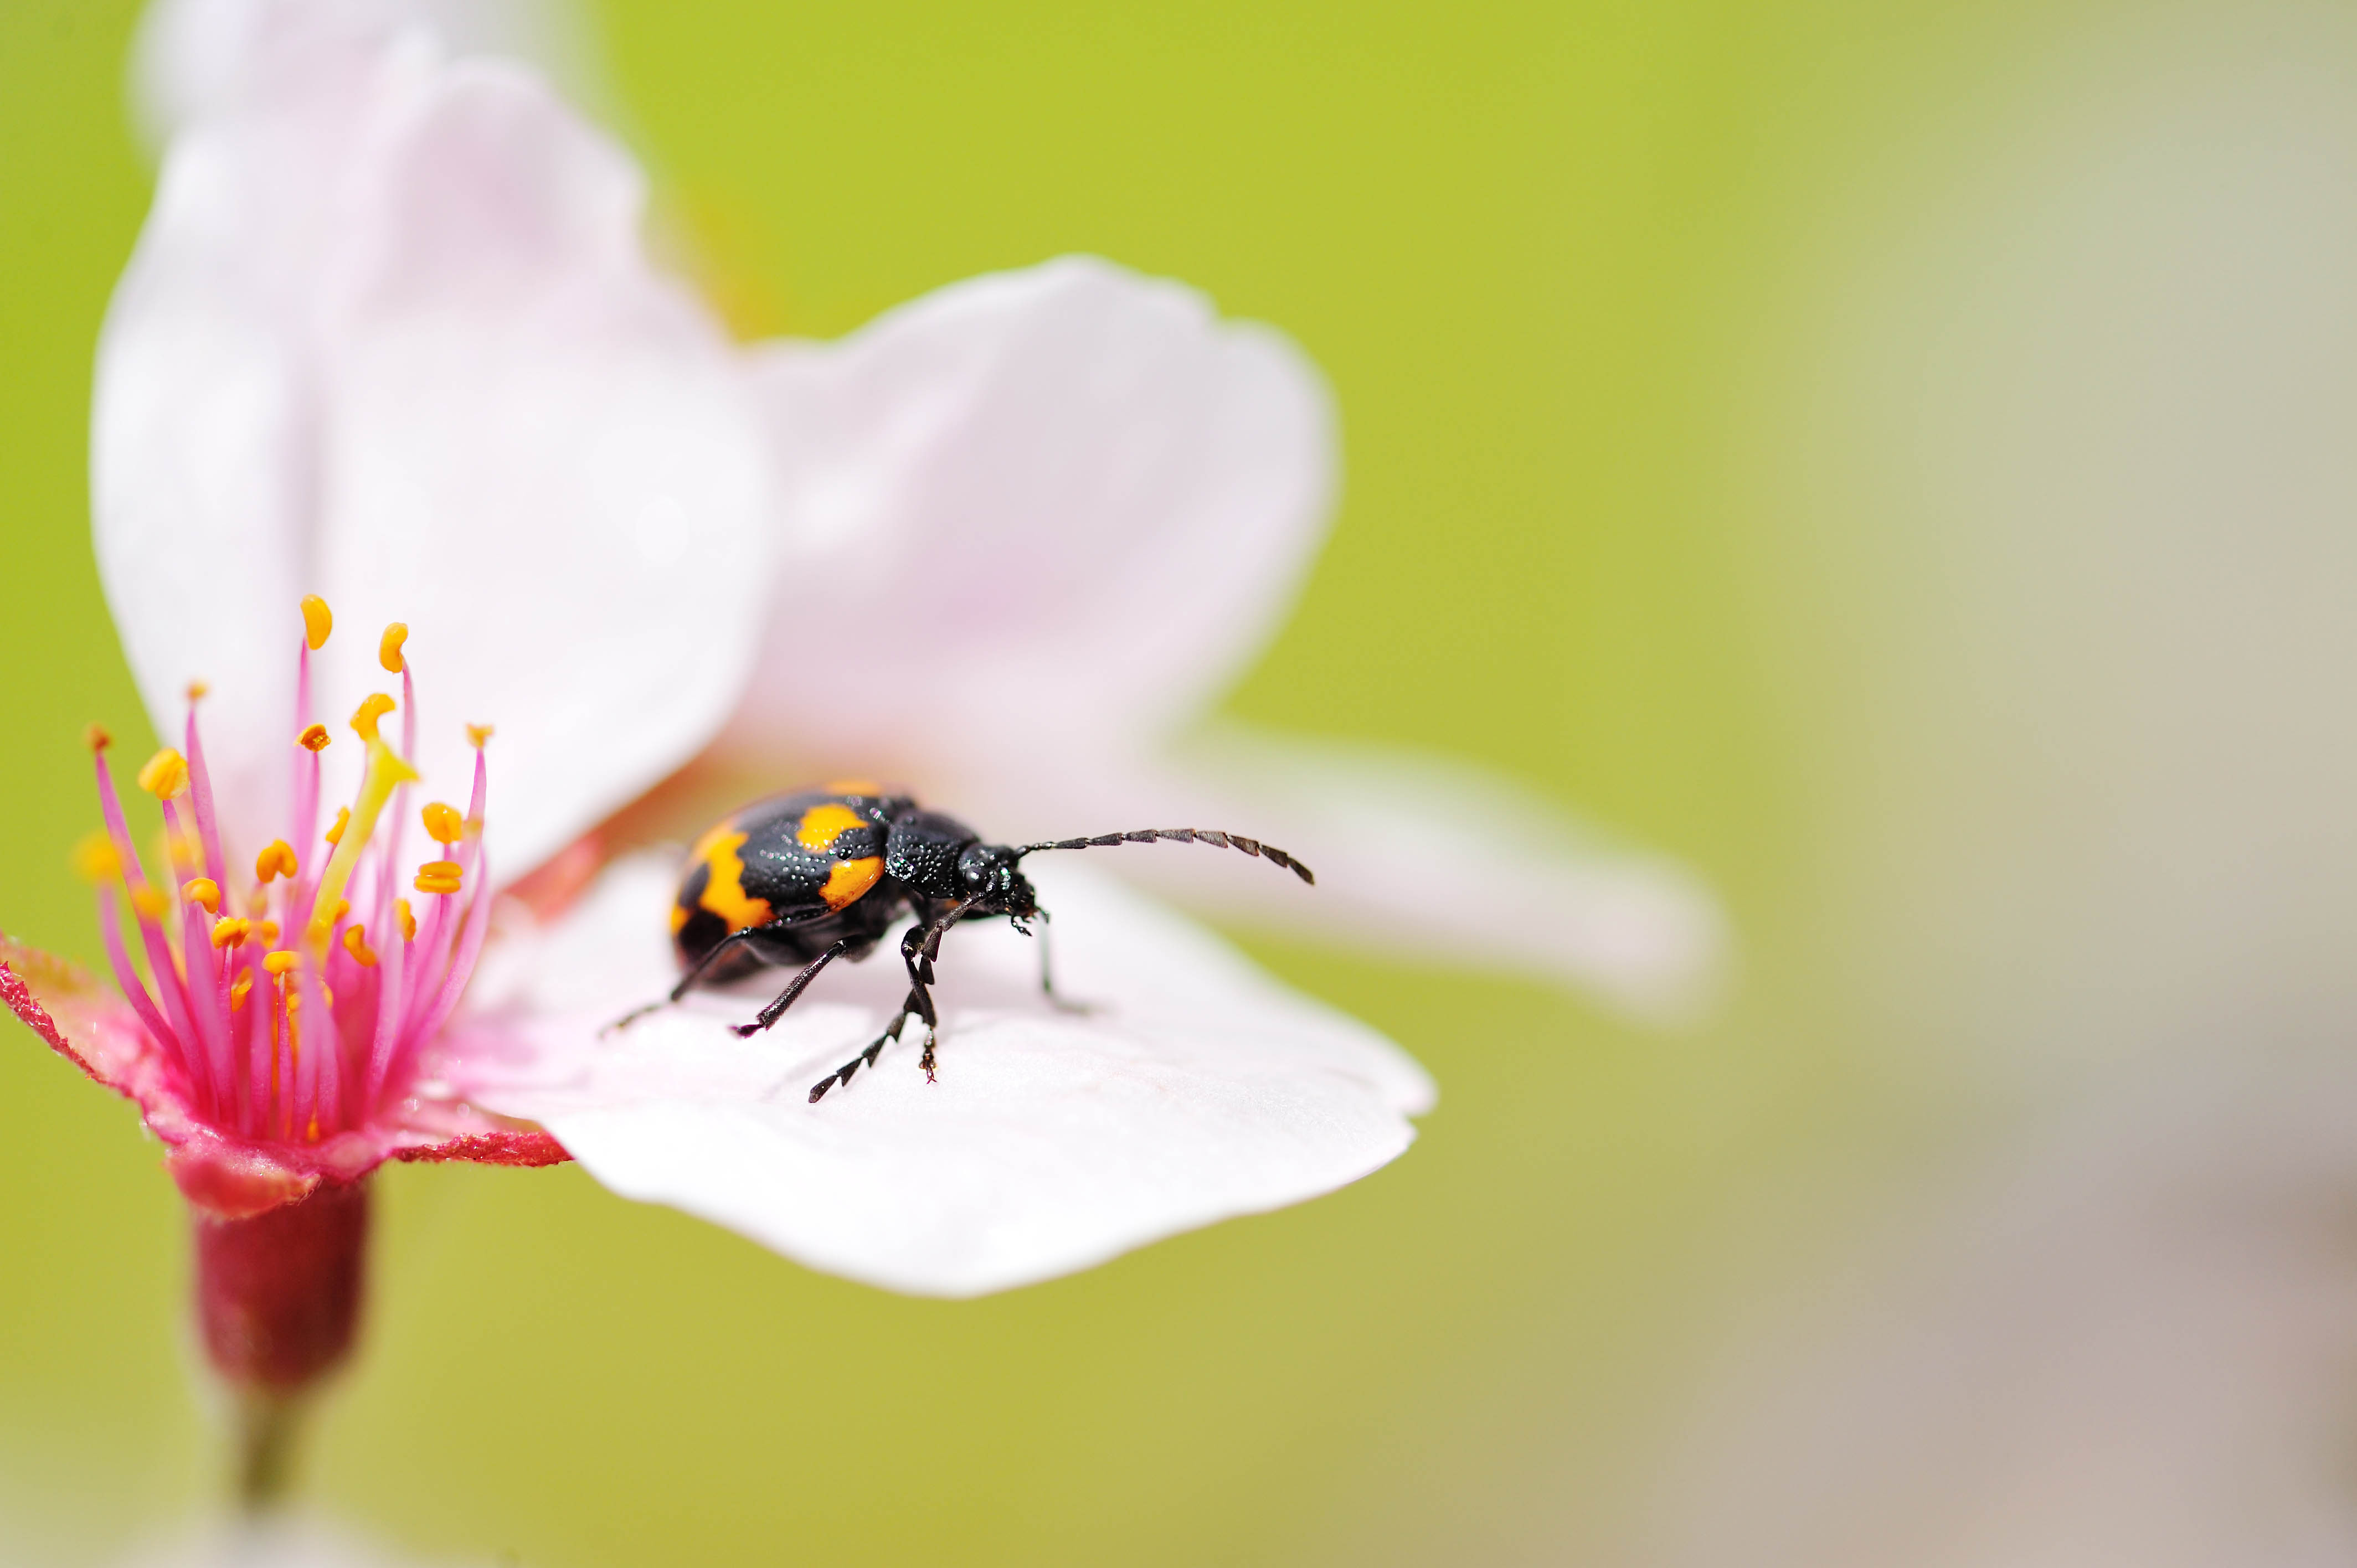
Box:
(305, 62), (770, 877)
(734, 255), (1333, 767)
(727, 256), (1722, 1012)
(95, 29), (770, 874)
(971, 724), (1730, 1024)
(446, 852), (1430, 1297)
(131, 0), (608, 150)
(93, 27), (406, 859)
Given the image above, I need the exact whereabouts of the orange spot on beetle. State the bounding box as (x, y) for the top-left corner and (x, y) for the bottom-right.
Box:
(687, 821), (772, 932)
(794, 803), (865, 852)
(821, 856), (883, 912)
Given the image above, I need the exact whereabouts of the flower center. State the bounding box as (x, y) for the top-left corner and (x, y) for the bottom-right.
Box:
(80, 598), (495, 1145)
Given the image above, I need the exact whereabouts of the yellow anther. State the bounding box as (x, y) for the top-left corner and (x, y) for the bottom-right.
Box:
(341, 924), (378, 967)
(70, 831), (121, 884)
(209, 916), (249, 950)
(263, 951), (299, 976)
(394, 898), (416, 942)
(187, 680), (209, 702)
(466, 723), (493, 749)
(301, 595), (332, 650)
(183, 878), (220, 914)
(421, 801), (464, 845)
(131, 886), (170, 921)
(379, 622), (409, 673)
(298, 723), (331, 752)
(166, 829), (201, 871)
(85, 724), (112, 752)
(257, 921), (279, 943)
(325, 898), (350, 925)
(324, 806), (351, 847)
(415, 860), (465, 896)
(255, 840), (299, 883)
(229, 974), (253, 1011)
(138, 749), (189, 799)
(351, 693), (395, 743)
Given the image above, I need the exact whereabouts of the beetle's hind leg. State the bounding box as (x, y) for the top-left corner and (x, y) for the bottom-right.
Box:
(604, 926), (771, 1035)
(808, 989), (920, 1102)
(732, 936), (858, 1038)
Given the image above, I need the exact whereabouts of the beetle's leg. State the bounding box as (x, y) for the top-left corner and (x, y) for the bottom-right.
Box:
(807, 989), (919, 1103)
(806, 904), (979, 1102)
(604, 925), (768, 1034)
(604, 911), (830, 1034)
(1028, 906), (1093, 1014)
(900, 916), (945, 1079)
(732, 936), (858, 1038)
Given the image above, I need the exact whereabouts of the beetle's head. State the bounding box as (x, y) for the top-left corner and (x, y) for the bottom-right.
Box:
(956, 841), (1037, 917)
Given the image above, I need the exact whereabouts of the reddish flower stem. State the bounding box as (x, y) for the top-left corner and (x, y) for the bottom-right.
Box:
(192, 1179), (370, 1508)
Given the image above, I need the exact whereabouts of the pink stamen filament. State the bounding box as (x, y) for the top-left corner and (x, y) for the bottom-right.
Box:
(183, 703), (229, 893)
(93, 751), (212, 1115)
(87, 626), (494, 1148)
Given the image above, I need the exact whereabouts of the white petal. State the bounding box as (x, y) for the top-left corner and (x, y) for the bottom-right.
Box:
(733, 255), (1334, 765)
(306, 63), (770, 876)
(981, 724), (1731, 1024)
(94, 28), (414, 859)
(450, 852), (1431, 1297)
(95, 32), (771, 874)
(131, 0), (609, 152)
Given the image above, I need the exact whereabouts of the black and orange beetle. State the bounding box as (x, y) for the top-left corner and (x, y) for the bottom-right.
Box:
(614, 783), (1313, 1102)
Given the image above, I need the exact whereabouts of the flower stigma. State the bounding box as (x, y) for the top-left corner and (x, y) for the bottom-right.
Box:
(76, 601), (497, 1145)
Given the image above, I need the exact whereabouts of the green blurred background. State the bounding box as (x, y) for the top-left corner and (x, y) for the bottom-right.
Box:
(11, 0), (2352, 1561)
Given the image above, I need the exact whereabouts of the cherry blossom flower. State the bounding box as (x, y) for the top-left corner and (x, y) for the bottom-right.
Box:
(8, 0), (1432, 1340)
(127, 0), (1727, 1024)
(2, 605), (562, 1498)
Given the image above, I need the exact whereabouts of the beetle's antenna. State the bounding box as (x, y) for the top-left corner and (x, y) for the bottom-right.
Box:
(1015, 828), (1314, 885)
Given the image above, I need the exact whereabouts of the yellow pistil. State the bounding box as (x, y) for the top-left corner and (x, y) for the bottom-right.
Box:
(395, 898), (416, 941)
(351, 693), (395, 743)
(131, 886), (169, 921)
(298, 723), (331, 752)
(305, 726), (420, 951)
(70, 831), (120, 884)
(255, 840), (299, 883)
(210, 917), (249, 950)
(138, 749), (188, 799)
(341, 924), (378, 967)
(421, 801), (463, 845)
(324, 807), (350, 847)
(263, 951), (299, 976)
(379, 622), (408, 673)
(301, 595), (332, 650)
(415, 860), (465, 896)
(183, 878), (220, 914)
